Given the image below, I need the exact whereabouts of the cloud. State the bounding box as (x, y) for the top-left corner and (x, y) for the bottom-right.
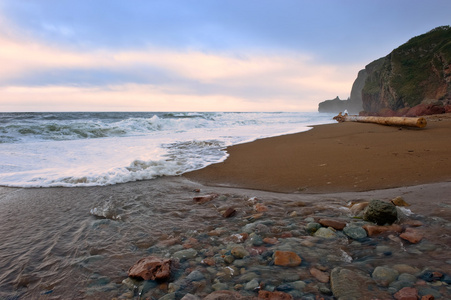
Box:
(0, 29), (360, 112)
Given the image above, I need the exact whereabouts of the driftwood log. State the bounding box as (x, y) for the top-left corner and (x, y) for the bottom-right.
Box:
(333, 113), (427, 128)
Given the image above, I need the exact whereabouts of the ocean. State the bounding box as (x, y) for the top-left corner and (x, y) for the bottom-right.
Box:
(0, 112), (335, 187)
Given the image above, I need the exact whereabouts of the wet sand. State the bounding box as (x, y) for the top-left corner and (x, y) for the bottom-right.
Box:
(185, 114), (451, 193)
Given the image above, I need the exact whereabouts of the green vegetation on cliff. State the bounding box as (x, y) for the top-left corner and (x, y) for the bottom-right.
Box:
(362, 26), (451, 112)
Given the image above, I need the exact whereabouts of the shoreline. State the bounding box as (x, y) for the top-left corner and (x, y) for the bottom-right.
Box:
(184, 114), (451, 193)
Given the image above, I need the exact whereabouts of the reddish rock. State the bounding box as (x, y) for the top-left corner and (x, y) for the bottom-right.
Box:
(204, 290), (252, 300)
(400, 228), (423, 243)
(273, 250), (302, 267)
(201, 257), (215, 266)
(258, 290), (293, 300)
(405, 103), (445, 117)
(223, 207), (237, 218)
(394, 287), (418, 300)
(391, 196), (410, 207)
(309, 267), (330, 283)
(318, 219), (347, 230)
(249, 246), (267, 256)
(128, 256), (172, 281)
(254, 203), (269, 212)
(280, 232), (293, 238)
(193, 194), (218, 204)
(421, 295), (435, 300)
(362, 224), (403, 236)
(263, 237), (279, 245)
(230, 233), (248, 243)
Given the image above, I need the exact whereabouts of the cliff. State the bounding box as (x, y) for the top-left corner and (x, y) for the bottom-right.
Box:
(362, 26), (451, 115)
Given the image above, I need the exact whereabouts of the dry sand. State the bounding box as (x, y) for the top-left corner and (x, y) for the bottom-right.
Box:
(185, 114), (451, 193)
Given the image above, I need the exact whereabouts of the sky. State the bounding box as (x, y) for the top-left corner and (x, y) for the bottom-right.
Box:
(0, 1), (450, 112)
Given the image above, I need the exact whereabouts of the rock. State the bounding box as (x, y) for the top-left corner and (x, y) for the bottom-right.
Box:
(159, 292), (176, 300)
(391, 196), (410, 207)
(319, 219), (347, 230)
(394, 287), (418, 300)
(349, 202), (369, 216)
(173, 248), (198, 260)
(392, 264), (420, 275)
(193, 194), (218, 204)
(362, 224), (403, 236)
(223, 207), (236, 218)
(363, 199), (398, 225)
(254, 203), (269, 212)
(204, 290), (252, 300)
(400, 228), (423, 243)
(128, 256), (172, 281)
(263, 237), (279, 245)
(180, 294), (201, 300)
(258, 290), (294, 300)
(273, 251), (302, 267)
(313, 227), (337, 238)
(330, 267), (390, 300)
(249, 233), (264, 246)
(309, 267), (329, 283)
(244, 278), (259, 290)
(305, 222), (321, 235)
(231, 246), (249, 259)
(211, 282), (228, 291)
(343, 226), (367, 240)
(419, 271), (443, 282)
(420, 295), (435, 300)
(186, 270), (205, 282)
(372, 266), (399, 286)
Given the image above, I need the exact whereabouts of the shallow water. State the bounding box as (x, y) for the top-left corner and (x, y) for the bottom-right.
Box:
(0, 178), (450, 299)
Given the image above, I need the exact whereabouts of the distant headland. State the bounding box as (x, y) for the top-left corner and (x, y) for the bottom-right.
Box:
(319, 25), (451, 116)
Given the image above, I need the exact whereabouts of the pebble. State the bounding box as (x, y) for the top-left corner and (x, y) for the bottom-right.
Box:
(372, 266), (399, 286)
(231, 246), (249, 259)
(273, 250), (302, 267)
(244, 278), (259, 290)
(319, 218), (347, 230)
(304, 222), (321, 235)
(173, 248), (198, 260)
(400, 228), (424, 243)
(313, 227), (337, 238)
(343, 225), (367, 240)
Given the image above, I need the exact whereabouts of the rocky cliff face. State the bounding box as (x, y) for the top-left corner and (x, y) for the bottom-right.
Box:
(362, 26), (451, 115)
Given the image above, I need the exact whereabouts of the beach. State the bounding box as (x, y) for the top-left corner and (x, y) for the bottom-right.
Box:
(0, 114), (450, 299)
(185, 114), (451, 194)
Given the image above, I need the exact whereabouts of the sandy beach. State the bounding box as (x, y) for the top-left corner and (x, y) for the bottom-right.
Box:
(1, 114), (451, 299)
(185, 114), (451, 193)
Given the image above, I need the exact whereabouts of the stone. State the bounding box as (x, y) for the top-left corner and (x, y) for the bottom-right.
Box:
(223, 207), (236, 218)
(186, 270), (205, 282)
(362, 224), (403, 236)
(394, 287), (418, 300)
(273, 251), (302, 267)
(180, 294), (201, 300)
(245, 278), (259, 290)
(319, 218), (347, 230)
(400, 228), (423, 243)
(254, 203), (269, 212)
(249, 233), (264, 246)
(231, 246), (249, 259)
(263, 237), (279, 245)
(173, 248), (198, 260)
(330, 267), (390, 300)
(313, 227), (337, 238)
(128, 256), (171, 281)
(258, 290), (294, 300)
(391, 196), (410, 207)
(420, 295), (435, 300)
(363, 199), (398, 225)
(343, 226), (367, 240)
(193, 194), (218, 204)
(309, 267), (330, 283)
(204, 290), (252, 300)
(305, 222), (321, 235)
(349, 202), (369, 216)
(372, 266), (399, 286)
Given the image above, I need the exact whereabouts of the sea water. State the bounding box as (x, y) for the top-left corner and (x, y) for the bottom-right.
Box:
(0, 112), (335, 187)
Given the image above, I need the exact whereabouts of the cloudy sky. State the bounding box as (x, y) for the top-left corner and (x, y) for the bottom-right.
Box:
(1, 1), (450, 112)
